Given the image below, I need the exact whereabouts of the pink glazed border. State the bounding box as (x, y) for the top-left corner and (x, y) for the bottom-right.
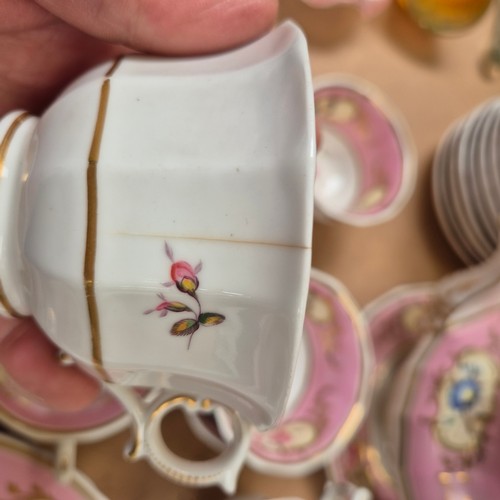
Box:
(0, 434), (86, 499)
(399, 305), (500, 500)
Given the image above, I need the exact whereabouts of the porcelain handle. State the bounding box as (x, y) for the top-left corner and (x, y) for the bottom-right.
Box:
(105, 385), (250, 494)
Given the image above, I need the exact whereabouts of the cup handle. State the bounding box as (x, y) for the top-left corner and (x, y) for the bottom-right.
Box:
(105, 384), (250, 494)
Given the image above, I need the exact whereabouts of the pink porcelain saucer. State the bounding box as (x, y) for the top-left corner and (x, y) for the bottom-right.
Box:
(333, 283), (438, 500)
(392, 299), (500, 500)
(0, 381), (126, 435)
(0, 433), (104, 499)
(247, 269), (373, 476)
(0, 328), (129, 444)
(314, 75), (416, 226)
(0, 385), (129, 450)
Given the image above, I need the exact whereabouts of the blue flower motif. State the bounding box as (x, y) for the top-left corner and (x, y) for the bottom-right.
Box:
(449, 378), (480, 412)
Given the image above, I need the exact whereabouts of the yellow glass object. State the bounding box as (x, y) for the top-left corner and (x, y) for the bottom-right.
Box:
(397, 0), (491, 33)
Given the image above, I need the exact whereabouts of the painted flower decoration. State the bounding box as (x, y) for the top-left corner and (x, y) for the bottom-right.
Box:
(145, 242), (225, 349)
(434, 350), (498, 454)
(449, 378), (480, 412)
(170, 261), (199, 295)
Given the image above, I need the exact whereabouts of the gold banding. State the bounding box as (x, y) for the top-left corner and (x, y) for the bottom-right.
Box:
(201, 398), (213, 411)
(126, 437), (142, 461)
(105, 56), (124, 78)
(85, 79), (110, 373)
(0, 112), (29, 318)
(151, 396), (198, 421)
(150, 396), (214, 422)
(84, 56), (123, 376)
(0, 113), (29, 176)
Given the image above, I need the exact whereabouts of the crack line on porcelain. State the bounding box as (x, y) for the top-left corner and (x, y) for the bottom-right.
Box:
(114, 231), (311, 250)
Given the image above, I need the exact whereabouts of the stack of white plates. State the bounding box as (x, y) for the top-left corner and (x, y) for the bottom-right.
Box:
(432, 98), (500, 265)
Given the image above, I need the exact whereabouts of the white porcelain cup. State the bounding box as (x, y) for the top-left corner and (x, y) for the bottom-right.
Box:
(0, 21), (315, 493)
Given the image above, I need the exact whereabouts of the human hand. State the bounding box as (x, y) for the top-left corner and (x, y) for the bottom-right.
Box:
(0, 0), (278, 410)
(0, 0), (278, 114)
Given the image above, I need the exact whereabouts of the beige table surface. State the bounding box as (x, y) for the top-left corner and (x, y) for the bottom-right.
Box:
(76, 3), (499, 499)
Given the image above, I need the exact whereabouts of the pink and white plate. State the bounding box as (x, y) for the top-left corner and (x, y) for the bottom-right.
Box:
(0, 329), (130, 444)
(386, 285), (500, 499)
(0, 433), (106, 499)
(333, 282), (439, 500)
(0, 326), (130, 478)
(0, 373), (127, 438)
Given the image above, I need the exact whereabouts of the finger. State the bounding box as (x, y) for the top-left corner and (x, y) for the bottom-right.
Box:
(0, 11), (128, 115)
(34, 0), (279, 54)
(0, 319), (101, 412)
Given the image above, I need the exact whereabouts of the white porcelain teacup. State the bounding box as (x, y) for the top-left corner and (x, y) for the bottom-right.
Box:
(0, 21), (315, 493)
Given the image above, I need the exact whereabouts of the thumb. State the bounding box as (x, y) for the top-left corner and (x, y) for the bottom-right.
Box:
(34, 0), (279, 55)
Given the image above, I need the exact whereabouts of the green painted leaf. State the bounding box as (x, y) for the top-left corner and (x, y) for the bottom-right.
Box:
(199, 313), (225, 327)
(170, 319), (199, 337)
(167, 302), (192, 313)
